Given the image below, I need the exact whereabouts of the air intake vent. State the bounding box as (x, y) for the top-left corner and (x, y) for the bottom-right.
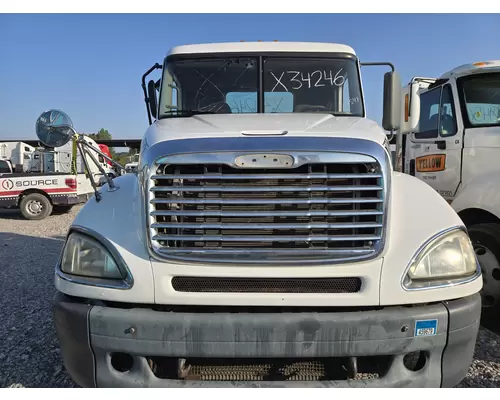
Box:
(171, 276), (362, 293)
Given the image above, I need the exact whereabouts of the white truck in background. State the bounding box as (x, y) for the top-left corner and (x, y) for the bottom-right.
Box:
(51, 41), (482, 388)
(0, 134), (114, 220)
(0, 168), (95, 219)
(0, 141), (36, 172)
(124, 153), (139, 174)
(399, 60), (500, 324)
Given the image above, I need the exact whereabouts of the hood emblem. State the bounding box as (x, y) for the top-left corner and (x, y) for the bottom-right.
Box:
(234, 153), (294, 168)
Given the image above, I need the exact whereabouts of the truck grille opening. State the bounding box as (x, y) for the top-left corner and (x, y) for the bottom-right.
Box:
(171, 276), (362, 293)
(146, 357), (390, 381)
(148, 158), (385, 263)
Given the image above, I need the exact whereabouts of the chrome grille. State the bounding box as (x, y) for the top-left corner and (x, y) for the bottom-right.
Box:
(148, 154), (385, 263)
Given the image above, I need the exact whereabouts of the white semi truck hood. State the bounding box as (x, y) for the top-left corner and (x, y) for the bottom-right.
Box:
(144, 114), (388, 147)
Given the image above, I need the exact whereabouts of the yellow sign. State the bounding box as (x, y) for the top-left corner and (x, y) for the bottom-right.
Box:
(416, 154), (446, 172)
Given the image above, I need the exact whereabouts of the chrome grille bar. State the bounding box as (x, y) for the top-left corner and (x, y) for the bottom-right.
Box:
(153, 234), (381, 242)
(151, 173), (383, 180)
(157, 248), (375, 255)
(151, 197), (383, 205)
(150, 185), (382, 193)
(151, 210), (383, 217)
(151, 222), (383, 229)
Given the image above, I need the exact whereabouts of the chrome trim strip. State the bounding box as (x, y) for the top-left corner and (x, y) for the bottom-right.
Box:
(151, 197), (383, 205)
(151, 173), (383, 180)
(156, 251), (376, 264)
(151, 209), (383, 217)
(139, 136), (391, 265)
(54, 225), (134, 290)
(152, 234), (381, 242)
(151, 222), (383, 230)
(150, 185), (383, 193)
(401, 225), (482, 291)
(152, 150), (378, 168)
(158, 248), (375, 255)
(55, 269), (132, 290)
(401, 268), (482, 291)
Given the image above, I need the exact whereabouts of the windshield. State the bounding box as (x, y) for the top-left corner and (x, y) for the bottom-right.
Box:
(158, 55), (364, 118)
(458, 72), (500, 128)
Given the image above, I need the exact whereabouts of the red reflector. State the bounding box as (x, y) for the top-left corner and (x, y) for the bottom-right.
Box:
(65, 178), (77, 190)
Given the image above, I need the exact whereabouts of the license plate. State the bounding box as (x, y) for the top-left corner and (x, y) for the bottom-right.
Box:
(414, 319), (438, 337)
(416, 328), (435, 336)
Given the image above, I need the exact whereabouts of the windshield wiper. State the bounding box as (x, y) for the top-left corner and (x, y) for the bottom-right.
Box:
(160, 109), (217, 118)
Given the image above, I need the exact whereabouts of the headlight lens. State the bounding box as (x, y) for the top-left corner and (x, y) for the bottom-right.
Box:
(403, 228), (479, 289)
(60, 232), (124, 279)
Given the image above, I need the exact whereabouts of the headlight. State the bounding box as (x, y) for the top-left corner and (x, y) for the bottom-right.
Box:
(403, 228), (479, 290)
(60, 232), (125, 280)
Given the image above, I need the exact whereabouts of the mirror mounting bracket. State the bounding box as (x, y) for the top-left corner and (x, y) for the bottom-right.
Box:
(73, 132), (126, 201)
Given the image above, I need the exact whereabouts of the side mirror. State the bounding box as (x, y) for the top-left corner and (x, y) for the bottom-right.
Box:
(399, 83), (421, 134)
(382, 71), (402, 131)
(147, 79), (158, 119)
(35, 109), (76, 148)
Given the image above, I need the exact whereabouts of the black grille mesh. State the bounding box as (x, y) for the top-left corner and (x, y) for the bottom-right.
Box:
(171, 276), (362, 293)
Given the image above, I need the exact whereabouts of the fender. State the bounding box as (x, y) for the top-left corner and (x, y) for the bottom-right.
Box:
(380, 172), (482, 305)
(451, 171), (500, 219)
(54, 173), (155, 304)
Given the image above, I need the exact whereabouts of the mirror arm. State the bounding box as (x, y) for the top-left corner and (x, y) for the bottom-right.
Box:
(360, 62), (395, 72)
(71, 130), (130, 202)
(77, 136), (119, 193)
(78, 136), (126, 172)
(75, 140), (102, 202)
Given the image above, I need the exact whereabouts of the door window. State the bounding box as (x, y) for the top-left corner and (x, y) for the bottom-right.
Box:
(415, 84), (457, 139)
(439, 85), (458, 137)
(0, 160), (11, 173)
(415, 87), (441, 139)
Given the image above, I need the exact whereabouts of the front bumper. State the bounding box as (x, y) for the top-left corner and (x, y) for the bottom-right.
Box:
(53, 292), (481, 388)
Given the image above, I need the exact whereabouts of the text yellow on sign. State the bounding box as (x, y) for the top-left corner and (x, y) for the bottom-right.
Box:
(416, 154), (446, 172)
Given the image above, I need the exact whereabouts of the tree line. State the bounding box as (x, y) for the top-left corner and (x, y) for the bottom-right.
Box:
(86, 128), (137, 166)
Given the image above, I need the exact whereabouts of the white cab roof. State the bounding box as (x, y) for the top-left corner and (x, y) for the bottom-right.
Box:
(440, 60), (500, 79)
(167, 41), (356, 57)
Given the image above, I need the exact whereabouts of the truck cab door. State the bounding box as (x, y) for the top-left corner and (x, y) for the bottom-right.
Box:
(405, 83), (463, 201)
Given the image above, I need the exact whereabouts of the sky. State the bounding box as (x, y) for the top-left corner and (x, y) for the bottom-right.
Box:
(1, 13), (499, 144)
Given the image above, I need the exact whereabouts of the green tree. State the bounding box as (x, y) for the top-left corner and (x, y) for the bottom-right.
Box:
(88, 128), (116, 157)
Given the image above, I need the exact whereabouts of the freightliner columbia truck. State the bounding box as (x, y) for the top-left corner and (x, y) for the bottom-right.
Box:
(50, 41), (482, 388)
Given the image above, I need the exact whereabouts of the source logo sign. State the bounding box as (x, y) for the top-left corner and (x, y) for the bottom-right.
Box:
(1, 179), (14, 191)
(416, 154), (446, 172)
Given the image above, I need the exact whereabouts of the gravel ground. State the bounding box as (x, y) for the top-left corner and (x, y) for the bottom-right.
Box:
(0, 205), (499, 388)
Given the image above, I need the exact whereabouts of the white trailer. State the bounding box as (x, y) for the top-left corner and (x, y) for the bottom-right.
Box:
(0, 141), (36, 172)
(398, 60), (500, 322)
(51, 42), (482, 388)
